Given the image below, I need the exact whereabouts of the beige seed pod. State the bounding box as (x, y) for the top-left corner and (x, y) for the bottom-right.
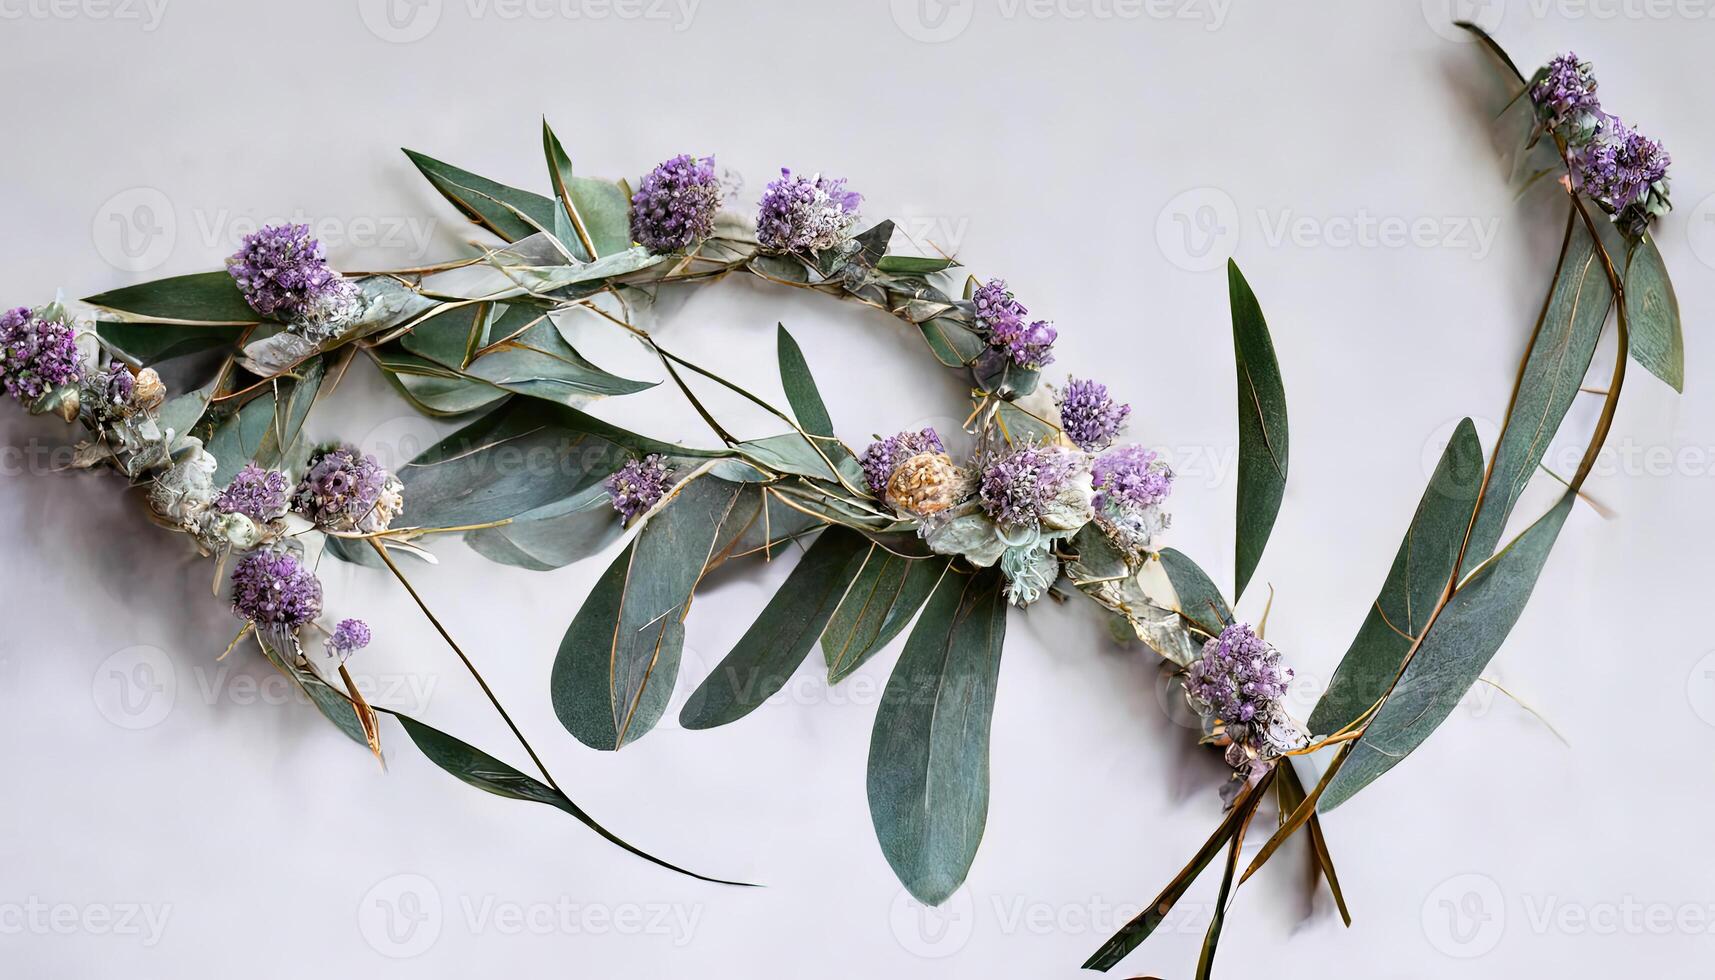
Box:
(132, 368), (167, 411)
(886, 451), (969, 516)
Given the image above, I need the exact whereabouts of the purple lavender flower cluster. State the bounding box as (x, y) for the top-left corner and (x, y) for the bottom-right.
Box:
(755, 169), (862, 253)
(216, 462), (292, 524)
(0, 306), (82, 403)
(1057, 377), (1130, 452)
(630, 154), (723, 254)
(1186, 622), (1293, 732)
(292, 446), (399, 532)
(859, 428), (945, 497)
(231, 548), (323, 630)
(978, 443), (1080, 529)
(327, 618), (372, 661)
(605, 454), (675, 522)
(226, 223), (355, 321)
(1091, 444), (1174, 556)
(972, 279), (1055, 369)
(1530, 52), (1671, 234)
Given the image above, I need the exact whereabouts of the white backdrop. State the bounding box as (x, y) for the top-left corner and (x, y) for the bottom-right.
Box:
(2, 1), (1711, 976)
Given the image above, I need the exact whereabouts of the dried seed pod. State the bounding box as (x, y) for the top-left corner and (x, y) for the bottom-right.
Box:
(886, 451), (968, 517)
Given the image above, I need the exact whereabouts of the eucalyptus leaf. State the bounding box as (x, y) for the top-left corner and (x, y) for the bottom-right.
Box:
(1320, 492), (1576, 811)
(551, 477), (752, 751)
(680, 528), (869, 730)
(1228, 259), (1288, 603)
(384, 709), (745, 885)
(464, 495), (624, 572)
(404, 148), (557, 242)
(1623, 234), (1683, 393)
(1309, 419), (1484, 735)
(1157, 548), (1231, 639)
(867, 566), (1008, 905)
(777, 324), (837, 440)
(254, 632), (370, 748)
(823, 549), (950, 683)
(876, 255), (959, 275)
(85, 271), (262, 324)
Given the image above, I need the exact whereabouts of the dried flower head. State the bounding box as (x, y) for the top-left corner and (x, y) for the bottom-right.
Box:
(631, 154), (723, 254)
(1573, 116), (1671, 234)
(216, 462), (292, 524)
(1091, 445), (1174, 556)
(327, 618), (372, 662)
(979, 442), (1082, 530)
(1185, 623), (1308, 772)
(231, 547), (322, 630)
(0, 306), (82, 402)
(131, 368), (166, 411)
(972, 279), (1056, 369)
(886, 451), (970, 516)
(860, 428), (945, 498)
(755, 169), (862, 253)
(226, 223), (354, 322)
(293, 446), (402, 533)
(1531, 52), (1602, 144)
(1057, 377), (1130, 452)
(605, 454), (674, 522)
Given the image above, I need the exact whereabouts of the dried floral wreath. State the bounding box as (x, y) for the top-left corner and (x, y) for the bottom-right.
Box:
(2, 23), (1681, 975)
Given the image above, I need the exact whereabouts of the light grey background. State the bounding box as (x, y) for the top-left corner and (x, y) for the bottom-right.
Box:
(1, 0), (1711, 976)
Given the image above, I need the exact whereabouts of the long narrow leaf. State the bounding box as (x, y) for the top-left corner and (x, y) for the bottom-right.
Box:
(1228, 260), (1289, 602)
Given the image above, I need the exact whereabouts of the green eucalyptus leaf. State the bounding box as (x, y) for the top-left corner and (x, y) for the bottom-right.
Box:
(679, 528), (869, 730)
(867, 566), (1008, 905)
(823, 549), (950, 683)
(461, 306), (655, 405)
(404, 148), (557, 243)
(1320, 492), (1576, 811)
(384, 709), (744, 885)
(1158, 548), (1232, 639)
(85, 271), (261, 324)
(464, 493), (623, 572)
(777, 324), (837, 439)
(1623, 234), (1684, 393)
(1228, 259), (1288, 603)
(1458, 212), (1611, 578)
(551, 477), (752, 751)
(1309, 419), (1484, 735)
(876, 255), (958, 275)
(918, 317), (985, 368)
(254, 632), (369, 748)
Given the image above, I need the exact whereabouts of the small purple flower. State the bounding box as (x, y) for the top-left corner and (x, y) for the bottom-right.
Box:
(1091, 445), (1174, 555)
(327, 618), (372, 662)
(631, 154), (723, 254)
(859, 428), (944, 497)
(1531, 53), (1602, 142)
(226, 223), (353, 321)
(293, 446), (401, 532)
(1057, 377), (1130, 452)
(972, 279), (1055, 369)
(0, 306), (82, 402)
(1186, 623), (1292, 733)
(755, 169), (862, 253)
(605, 454), (674, 522)
(979, 442), (1080, 529)
(231, 548), (323, 630)
(1573, 116), (1671, 231)
(216, 462), (292, 523)
(100, 361), (135, 407)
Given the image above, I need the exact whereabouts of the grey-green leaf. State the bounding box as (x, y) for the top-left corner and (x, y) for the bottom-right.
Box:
(551, 477), (751, 751)
(404, 148), (557, 243)
(823, 549), (950, 683)
(1158, 548), (1231, 639)
(867, 566), (1008, 905)
(777, 323), (836, 439)
(1624, 234), (1683, 393)
(1229, 259), (1288, 602)
(1320, 492), (1575, 811)
(1309, 418), (1485, 735)
(85, 271), (261, 324)
(384, 709), (747, 885)
(679, 528), (869, 730)
(1458, 213), (1610, 578)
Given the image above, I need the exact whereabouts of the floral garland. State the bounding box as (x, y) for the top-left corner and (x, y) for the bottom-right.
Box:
(3, 25), (1682, 975)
